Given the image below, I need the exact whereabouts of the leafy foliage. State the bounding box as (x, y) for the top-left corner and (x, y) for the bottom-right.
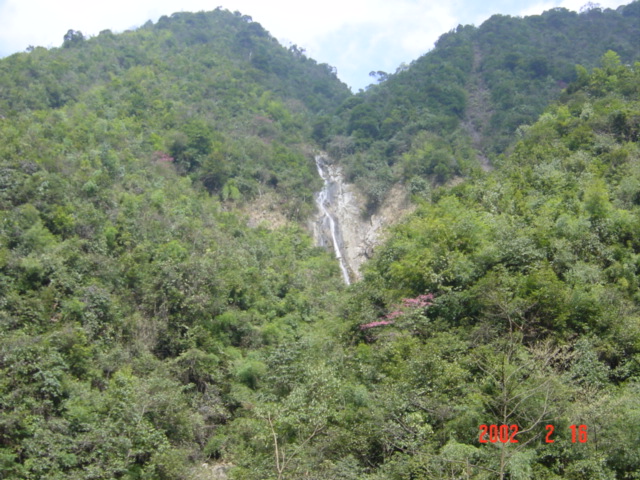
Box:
(1, 4), (640, 479)
(328, 2), (640, 208)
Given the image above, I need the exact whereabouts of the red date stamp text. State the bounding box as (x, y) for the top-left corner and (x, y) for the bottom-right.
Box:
(479, 424), (587, 444)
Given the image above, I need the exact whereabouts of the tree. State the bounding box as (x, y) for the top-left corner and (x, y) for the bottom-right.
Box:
(63, 29), (85, 47)
(369, 71), (389, 83)
(474, 339), (570, 479)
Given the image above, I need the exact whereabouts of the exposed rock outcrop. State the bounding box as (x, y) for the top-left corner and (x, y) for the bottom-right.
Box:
(313, 155), (352, 284)
(311, 153), (415, 282)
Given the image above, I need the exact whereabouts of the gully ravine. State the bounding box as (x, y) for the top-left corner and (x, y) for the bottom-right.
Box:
(314, 155), (352, 284)
(311, 153), (415, 285)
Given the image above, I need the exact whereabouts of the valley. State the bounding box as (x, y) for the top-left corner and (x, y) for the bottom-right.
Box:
(0, 3), (639, 479)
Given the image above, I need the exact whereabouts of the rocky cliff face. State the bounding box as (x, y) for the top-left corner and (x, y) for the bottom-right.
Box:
(313, 155), (352, 284)
(311, 153), (415, 282)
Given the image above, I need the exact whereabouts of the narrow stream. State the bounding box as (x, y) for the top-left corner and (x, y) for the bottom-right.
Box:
(314, 155), (351, 285)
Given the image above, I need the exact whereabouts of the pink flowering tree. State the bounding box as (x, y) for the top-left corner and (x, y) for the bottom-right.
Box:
(360, 294), (434, 335)
(152, 151), (174, 164)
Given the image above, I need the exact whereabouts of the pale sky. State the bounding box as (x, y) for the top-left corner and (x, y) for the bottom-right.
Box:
(0, 0), (632, 90)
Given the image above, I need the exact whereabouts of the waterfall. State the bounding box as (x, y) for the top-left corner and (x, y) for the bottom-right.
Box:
(314, 155), (351, 285)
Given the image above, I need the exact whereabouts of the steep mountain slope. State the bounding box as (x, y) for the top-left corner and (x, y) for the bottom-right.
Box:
(0, 9), (349, 115)
(0, 9), (350, 218)
(342, 53), (640, 480)
(0, 9), (352, 479)
(0, 4), (639, 479)
(325, 1), (640, 209)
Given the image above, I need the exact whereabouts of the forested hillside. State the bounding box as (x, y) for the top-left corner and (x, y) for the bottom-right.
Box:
(0, 9), (350, 218)
(323, 2), (640, 209)
(344, 53), (640, 479)
(1, 3), (640, 479)
(0, 9), (351, 478)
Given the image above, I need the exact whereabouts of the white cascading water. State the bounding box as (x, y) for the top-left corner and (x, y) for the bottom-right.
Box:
(314, 155), (351, 285)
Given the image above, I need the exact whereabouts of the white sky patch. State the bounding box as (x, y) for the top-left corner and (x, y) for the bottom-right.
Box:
(518, 0), (629, 17)
(560, 0), (630, 10)
(0, 0), (633, 90)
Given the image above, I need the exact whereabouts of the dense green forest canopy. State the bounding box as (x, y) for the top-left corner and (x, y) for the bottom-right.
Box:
(322, 1), (640, 209)
(0, 8), (350, 219)
(1, 3), (640, 479)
